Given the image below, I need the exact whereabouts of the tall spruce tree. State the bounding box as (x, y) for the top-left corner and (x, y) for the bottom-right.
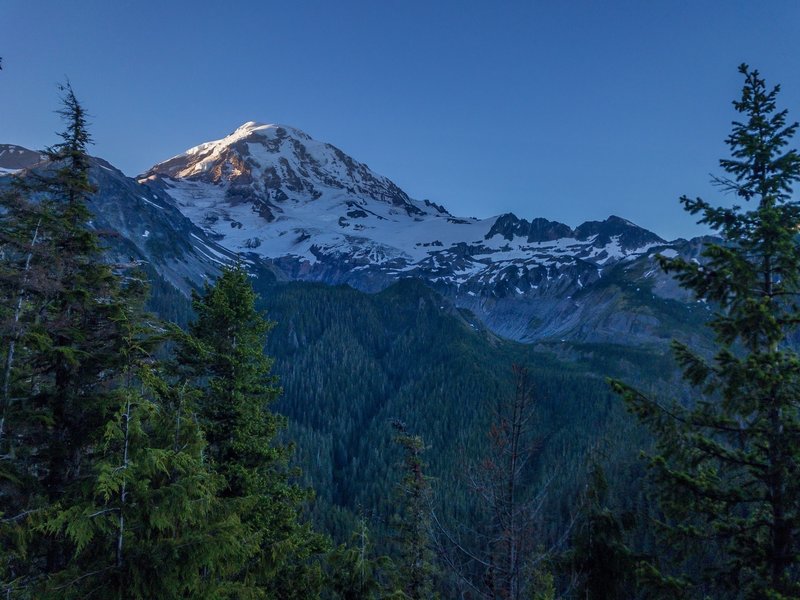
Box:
(612, 65), (800, 599)
(390, 420), (436, 599)
(0, 86), (253, 599)
(176, 265), (326, 597)
(0, 83), (135, 593)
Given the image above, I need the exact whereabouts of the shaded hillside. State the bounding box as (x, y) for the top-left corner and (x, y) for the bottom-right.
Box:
(250, 277), (679, 542)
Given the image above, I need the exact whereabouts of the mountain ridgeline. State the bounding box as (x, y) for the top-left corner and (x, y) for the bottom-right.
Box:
(0, 130), (706, 553)
(4, 124), (706, 346)
(6, 63), (800, 598)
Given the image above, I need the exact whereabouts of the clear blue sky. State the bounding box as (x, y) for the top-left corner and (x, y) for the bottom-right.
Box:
(2, 1), (799, 240)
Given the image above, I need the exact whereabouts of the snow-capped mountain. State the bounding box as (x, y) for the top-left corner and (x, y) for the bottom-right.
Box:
(139, 122), (691, 342)
(1, 124), (704, 345)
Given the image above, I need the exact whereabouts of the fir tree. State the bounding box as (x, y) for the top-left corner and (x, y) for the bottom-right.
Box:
(565, 462), (637, 599)
(176, 264), (326, 597)
(612, 65), (800, 599)
(0, 86), (253, 599)
(390, 420), (436, 599)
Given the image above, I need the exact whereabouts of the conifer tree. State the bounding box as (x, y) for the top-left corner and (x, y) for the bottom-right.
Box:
(39, 281), (252, 599)
(326, 518), (397, 599)
(612, 65), (800, 599)
(390, 420), (436, 599)
(565, 462), (636, 599)
(0, 83), (135, 593)
(176, 265), (326, 597)
(0, 86), (253, 599)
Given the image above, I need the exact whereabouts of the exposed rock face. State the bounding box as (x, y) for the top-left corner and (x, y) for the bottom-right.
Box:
(1, 153), (235, 294)
(487, 214), (577, 242)
(574, 215), (665, 250)
(3, 126), (706, 346)
(0, 144), (45, 173)
(134, 122), (700, 344)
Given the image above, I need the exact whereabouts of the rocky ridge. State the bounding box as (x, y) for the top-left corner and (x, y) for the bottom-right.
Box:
(2, 124), (706, 345)
(139, 122), (699, 343)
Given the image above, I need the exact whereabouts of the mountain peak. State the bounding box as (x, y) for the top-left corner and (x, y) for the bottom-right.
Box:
(141, 120), (420, 218)
(235, 120), (265, 131)
(574, 214), (665, 250)
(222, 121), (311, 143)
(485, 213), (572, 242)
(175, 122), (308, 162)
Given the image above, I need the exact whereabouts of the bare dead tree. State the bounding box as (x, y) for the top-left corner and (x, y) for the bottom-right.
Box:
(436, 365), (563, 599)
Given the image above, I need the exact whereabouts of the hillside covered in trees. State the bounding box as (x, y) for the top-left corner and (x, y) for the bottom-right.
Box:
(2, 65), (800, 599)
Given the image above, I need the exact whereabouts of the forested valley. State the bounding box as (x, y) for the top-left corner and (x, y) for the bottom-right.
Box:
(3, 65), (800, 599)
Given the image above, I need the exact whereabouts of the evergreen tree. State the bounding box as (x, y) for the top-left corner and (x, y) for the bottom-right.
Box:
(39, 283), (252, 599)
(0, 83), (136, 593)
(0, 178), (44, 454)
(565, 462), (636, 599)
(612, 64), (800, 598)
(326, 518), (398, 600)
(390, 420), (436, 599)
(0, 86), (253, 599)
(176, 264), (326, 597)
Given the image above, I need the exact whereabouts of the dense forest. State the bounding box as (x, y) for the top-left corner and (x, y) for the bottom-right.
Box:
(1, 65), (800, 599)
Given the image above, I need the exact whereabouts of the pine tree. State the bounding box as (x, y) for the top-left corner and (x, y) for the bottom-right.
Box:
(390, 420), (436, 599)
(565, 462), (636, 599)
(176, 265), (326, 597)
(612, 64), (800, 599)
(0, 86), (254, 599)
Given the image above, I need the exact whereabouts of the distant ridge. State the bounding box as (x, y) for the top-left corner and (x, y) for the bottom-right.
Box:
(2, 128), (704, 345)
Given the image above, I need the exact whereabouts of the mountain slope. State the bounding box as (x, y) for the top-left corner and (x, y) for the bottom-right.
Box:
(255, 277), (675, 543)
(0, 144), (45, 174)
(0, 150), (235, 295)
(140, 122), (695, 344)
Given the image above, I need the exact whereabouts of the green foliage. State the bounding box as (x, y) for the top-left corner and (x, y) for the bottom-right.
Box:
(0, 87), (268, 599)
(565, 462), (637, 599)
(176, 265), (327, 597)
(528, 561), (555, 600)
(434, 365), (563, 599)
(246, 276), (672, 596)
(39, 360), (252, 599)
(612, 65), (800, 598)
(389, 420), (436, 599)
(0, 83), (138, 595)
(325, 520), (400, 599)
(183, 266), (285, 493)
(257, 278), (644, 541)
